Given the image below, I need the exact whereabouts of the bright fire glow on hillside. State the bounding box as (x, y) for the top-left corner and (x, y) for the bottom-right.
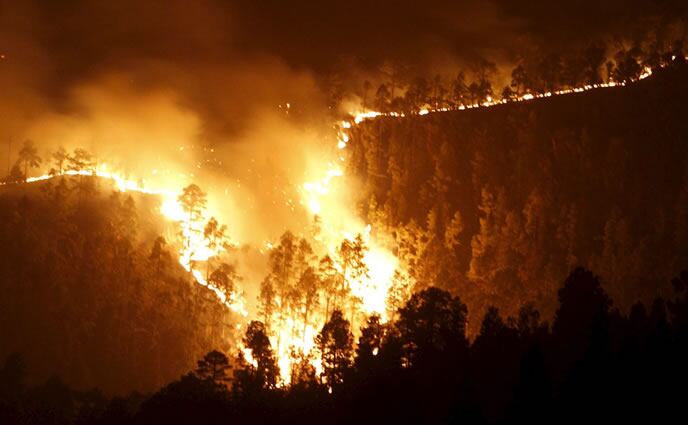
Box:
(14, 166), (249, 318)
(1, 57), (680, 387)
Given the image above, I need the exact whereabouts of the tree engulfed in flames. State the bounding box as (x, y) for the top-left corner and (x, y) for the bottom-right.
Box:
(275, 59), (667, 384)
(2, 56), (680, 387)
(14, 164), (249, 318)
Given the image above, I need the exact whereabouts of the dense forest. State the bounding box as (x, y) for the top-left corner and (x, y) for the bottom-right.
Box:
(3, 0), (688, 423)
(0, 177), (235, 394)
(2, 32), (688, 425)
(331, 40), (685, 113)
(348, 61), (688, 333)
(2, 267), (688, 423)
(2, 60), (688, 425)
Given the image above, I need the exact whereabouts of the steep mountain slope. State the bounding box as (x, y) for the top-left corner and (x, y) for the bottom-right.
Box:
(349, 62), (688, 328)
(0, 177), (235, 394)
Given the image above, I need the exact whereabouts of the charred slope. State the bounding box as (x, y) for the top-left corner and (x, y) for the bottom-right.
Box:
(0, 177), (233, 394)
(349, 63), (688, 327)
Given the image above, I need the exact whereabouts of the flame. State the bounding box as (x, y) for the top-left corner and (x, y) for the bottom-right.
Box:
(264, 113), (402, 385)
(8, 165), (249, 318)
(265, 58), (673, 385)
(251, 59), (668, 385)
(2, 56), (679, 387)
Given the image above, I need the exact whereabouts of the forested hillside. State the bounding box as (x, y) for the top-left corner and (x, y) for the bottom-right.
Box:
(349, 62), (688, 330)
(0, 177), (234, 394)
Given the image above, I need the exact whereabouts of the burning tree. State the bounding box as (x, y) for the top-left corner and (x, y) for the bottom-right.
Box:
(318, 255), (342, 325)
(337, 234), (369, 326)
(316, 310), (353, 389)
(68, 148), (94, 172)
(296, 266), (320, 343)
(17, 140), (41, 182)
(265, 231), (298, 348)
(451, 71), (469, 107)
(178, 183), (207, 255)
(355, 314), (385, 374)
(203, 216), (229, 279)
(207, 262), (240, 297)
(259, 275), (277, 330)
(51, 147), (69, 175)
(234, 321), (280, 394)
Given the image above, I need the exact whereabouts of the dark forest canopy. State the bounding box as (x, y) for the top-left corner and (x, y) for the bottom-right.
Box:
(1, 2), (688, 422)
(1, 62), (688, 397)
(348, 61), (688, 333)
(0, 177), (235, 394)
(2, 267), (688, 423)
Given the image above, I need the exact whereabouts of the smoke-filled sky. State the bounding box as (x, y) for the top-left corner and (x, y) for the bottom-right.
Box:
(2, 0), (686, 131)
(0, 0), (685, 246)
(1, 0), (686, 327)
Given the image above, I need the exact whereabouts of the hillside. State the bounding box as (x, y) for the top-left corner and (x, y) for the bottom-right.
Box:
(0, 177), (235, 394)
(349, 62), (688, 328)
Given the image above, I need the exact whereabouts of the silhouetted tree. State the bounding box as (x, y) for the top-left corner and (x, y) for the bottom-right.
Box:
(451, 71), (468, 107)
(68, 148), (93, 172)
(405, 76), (430, 112)
(475, 60), (496, 102)
(374, 83), (391, 112)
(195, 350), (231, 387)
(2, 163), (24, 184)
(178, 184), (207, 255)
(51, 147), (70, 175)
(17, 140), (41, 181)
(355, 314), (384, 374)
(234, 321), (280, 393)
(612, 46), (643, 82)
(289, 349), (319, 389)
(395, 287), (468, 367)
(431, 74), (447, 109)
(553, 267), (611, 340)
(552, 267), (612, 384)
(501, 85), (516, 101)
(316, 310), (353, 388)
(537, 53), (563, 91)
(581, 44), (606, 85)
(510, 64), (529, 95)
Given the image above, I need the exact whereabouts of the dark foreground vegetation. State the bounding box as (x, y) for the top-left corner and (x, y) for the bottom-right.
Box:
(2, 44), (688, 425)
(2, 267), (688, 424)
(0, 178), (232, 394)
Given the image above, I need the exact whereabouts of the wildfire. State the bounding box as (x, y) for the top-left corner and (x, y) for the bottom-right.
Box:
(8, 164), (249, 318)
(346, 66), (659, 125)
(301, 121), (399, 323)
(1, 56), (679, 388)
(265, 59), (668, 384)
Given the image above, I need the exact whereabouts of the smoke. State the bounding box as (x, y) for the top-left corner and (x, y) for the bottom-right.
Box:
(0, 1), (343, 310)
(1, 0), (685, 313)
